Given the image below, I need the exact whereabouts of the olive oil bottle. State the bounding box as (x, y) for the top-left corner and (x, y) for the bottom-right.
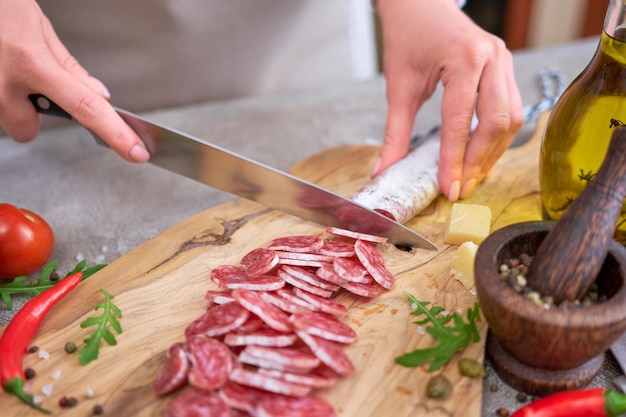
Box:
(540, 0), (626, 243)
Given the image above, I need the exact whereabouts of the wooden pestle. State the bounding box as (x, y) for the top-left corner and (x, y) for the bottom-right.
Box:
(527, 126), (626, 304)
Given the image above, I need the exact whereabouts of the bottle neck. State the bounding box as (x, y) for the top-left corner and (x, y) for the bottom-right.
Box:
(605, 0), (626, 39)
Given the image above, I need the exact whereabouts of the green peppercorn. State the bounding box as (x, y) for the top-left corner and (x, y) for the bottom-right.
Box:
(458, 358), (486, 378)
(425, 374), (452, 399)
(489, 383), (499, 392)
(64, 341), (77, 353)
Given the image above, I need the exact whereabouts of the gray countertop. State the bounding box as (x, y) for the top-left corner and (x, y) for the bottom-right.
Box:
(0, 36), (617, 416)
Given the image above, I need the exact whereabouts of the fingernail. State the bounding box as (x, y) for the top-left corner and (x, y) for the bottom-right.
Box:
(447, 180), (461, 202)
(89, 75), (111, 99)
(370, 157), (382, 177)
(129, 144), (150, 163)
(460, 178), (477, 199)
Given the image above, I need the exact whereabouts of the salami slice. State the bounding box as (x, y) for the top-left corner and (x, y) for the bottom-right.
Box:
(267, 235), (324, 253)
(325, 226), (388, 244)
(277, 269), (334, 298)
(340, 280), (385, 298)
(239, 315), (266, 333)
(317, 240), (355, 257)
(296, 331), (355, 377)
(258, 368), (337, 389)
(241, 247), (279, 277)
(221, 274), (285, 292)
(210, 265), (247, 286)
(332, 257), (369, 283)
(292, 288), (347, 317)
(224, 328), (298, 347)
(204, 289), (235, 304)
(218, 381), (265, 414)
(167, 388), (231, 417)
(281, 265), (340, 291)
(256, 393), (337, 417)
(153, 344), (190, 396)
(230, 368), (312, 397)
(354, 239), (395, 289)
(241, 345), (320, 372)
(315, 263), (347, 286)
(185, 301), (250, 338)
(260, 291), (315, 315)
(276, 251), (334, 262)
(232, 288), (293, 332)
(276, 258), (327, 268)
(186, 336), (236, 391)
(290, 312), (357, 344)
(275, 288), (317, 310)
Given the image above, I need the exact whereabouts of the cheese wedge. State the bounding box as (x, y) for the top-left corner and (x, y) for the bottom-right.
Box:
(450, 241), (479, 289)
(444, 203), (491, 245)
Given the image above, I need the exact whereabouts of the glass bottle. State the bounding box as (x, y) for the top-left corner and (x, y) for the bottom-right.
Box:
(539, 0), (626, 244)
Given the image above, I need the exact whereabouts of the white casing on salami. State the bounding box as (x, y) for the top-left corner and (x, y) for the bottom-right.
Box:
(351, 134), (440, 224)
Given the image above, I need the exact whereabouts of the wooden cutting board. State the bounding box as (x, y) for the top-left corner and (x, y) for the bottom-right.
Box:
(1, 115), (547, 416)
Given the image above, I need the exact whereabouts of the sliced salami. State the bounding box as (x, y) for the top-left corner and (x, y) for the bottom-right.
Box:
(260, 291), (315, 315)
(241, 345), (320, 372)
(186, 336), (236, 391)
(167, 388), (231, 417)
(315, 263), (347, 286)
(292, 288), (348, 317)
(296, 331), (355, 377)
(275, 288), (317, 310)
(218, 381), (265, 414)
(239, 315), (266, 333)
(267, 235), (324, 253)
(258, 368), (337, 389)
(277, 269), (334, 298)
(229, 368), (312, 397)
(185, 301), (250, 338)
(232, 288), (293, 332)
(241, 247), (279, 277)
(276, 251), (334, 262)
(317, 240), (355, 257)
(354, 239), (395, 289)
(153, 344), (190, 396)
(256, 393), (337, 417)
(325, 226), (388, 244)
(221, 274), (285, 292)
(210, 265), (247, 286)
(224, 328), (298, 347)
(332, 257), (369, 283)
(204, 289), (235, 304)
(340, 280), (385, 298)
(281, 265), (340, 291)
(290, 312), (357, 344)
(277, 258), (328, 268)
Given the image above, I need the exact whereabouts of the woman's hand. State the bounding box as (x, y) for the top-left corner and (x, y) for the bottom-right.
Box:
(0, 0), (149, 162)
(375, 0), (524, 200)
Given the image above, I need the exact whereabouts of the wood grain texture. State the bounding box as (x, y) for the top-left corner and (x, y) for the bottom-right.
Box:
(0, 114), (549, 416)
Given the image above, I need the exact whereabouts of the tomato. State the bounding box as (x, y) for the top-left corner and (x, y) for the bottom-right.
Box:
(0, 203), (55, 279)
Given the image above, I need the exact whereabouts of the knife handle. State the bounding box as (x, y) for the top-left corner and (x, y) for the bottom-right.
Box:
(29, 94), (72, 120)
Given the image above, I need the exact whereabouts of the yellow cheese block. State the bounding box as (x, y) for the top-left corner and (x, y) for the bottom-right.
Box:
(450, 241), (479, 290)
(444, 203), (492, 245)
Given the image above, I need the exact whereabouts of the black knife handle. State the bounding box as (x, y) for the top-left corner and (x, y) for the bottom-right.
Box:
(29, 94), (72, 120)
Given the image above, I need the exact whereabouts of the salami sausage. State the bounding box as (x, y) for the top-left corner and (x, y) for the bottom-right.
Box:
(292, 288), (347, 317)
(256, 393), (337, 417)
(350, 134), (440, 224)
(296, 331), (355, 377)
(241, 247), (279, 277)
(240, 345), (321, 372)
(166, 388), (231, 417)
(232, 288), (293, 332)
(260, 291), (315, 315)
(218, 381), (265, 414)
(325, 226), (388, 244)
(281, 265), (340, 291)
(153, 344), (190, 396)
(332, 257), (369, 283)
(277, 269), (334, 298)
(267, 235), (324, 253)
(354, 239), (395, 289)
(290, 312), (357, 344)
(224, 328), (298, 347)
(317, 240), (355, 257)
(229, 368), (312, 397)
(186, 336), (237, 391)
(258, 368), (337, 389)
(185, 301), (250, 339)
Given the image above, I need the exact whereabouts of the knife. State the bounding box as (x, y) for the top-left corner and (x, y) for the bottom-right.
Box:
(29, 94), (436, 249)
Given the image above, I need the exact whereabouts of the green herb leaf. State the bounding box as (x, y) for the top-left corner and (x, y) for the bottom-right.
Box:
(78, 289), (123, 365)
(0, 259), (106, 310)
(395, 291), (481, 372)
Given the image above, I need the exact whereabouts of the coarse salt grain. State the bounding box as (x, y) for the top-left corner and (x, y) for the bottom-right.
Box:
(76, 252), (85, 261)
(470, 287), (477, 296)
(85, 388), (94, 398)
(42, 383), (54, 397)
(51, 369), (62, 380)
(33, 395), (44, 405)
(102, 245), (108, 253)
(416, 326), (425, 335)
(410, 303), (417, 310)
(38, 349), (50, 360)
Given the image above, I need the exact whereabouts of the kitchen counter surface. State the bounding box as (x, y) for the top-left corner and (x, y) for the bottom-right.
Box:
(1, 36), (620, 416)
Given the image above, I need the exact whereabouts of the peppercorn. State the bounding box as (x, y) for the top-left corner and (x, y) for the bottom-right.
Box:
(489, 383), (499, 392)
(49, 271), (60, 281)
(425, 374), (452, 399)
(516, 392), (528, 402)
(58, 396), (68, 407)
(27, 345), (39, 354)
(496, 407), (509, 416)
(66, 396), (78, 407)
(458, 358), (486, 378)
(64, 341), (77, 354)
(24, 368), (36, 380)
(93, 404), (104, 415)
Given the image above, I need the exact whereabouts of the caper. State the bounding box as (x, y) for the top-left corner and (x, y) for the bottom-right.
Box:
(425, 374), (452, 399)
(458, 358), (486, 378)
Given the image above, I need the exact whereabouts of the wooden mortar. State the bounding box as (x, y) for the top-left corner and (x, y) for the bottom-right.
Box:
(475, 221), (626, 395)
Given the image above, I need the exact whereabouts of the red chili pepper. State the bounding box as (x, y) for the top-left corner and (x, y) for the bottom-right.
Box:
(0, 271), (83, 413)
(511, 388), (626, 417)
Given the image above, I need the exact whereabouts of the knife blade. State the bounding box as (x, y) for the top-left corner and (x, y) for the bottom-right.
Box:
(29, 94), (436, 249)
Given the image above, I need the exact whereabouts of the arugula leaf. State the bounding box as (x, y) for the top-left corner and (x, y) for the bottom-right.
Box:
(395, 291), (481, 372)
(79, 289), (123, 365)
(0, 259), (107, 310)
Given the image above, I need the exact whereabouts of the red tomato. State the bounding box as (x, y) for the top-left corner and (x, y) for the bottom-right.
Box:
(0, 203), (55, 279)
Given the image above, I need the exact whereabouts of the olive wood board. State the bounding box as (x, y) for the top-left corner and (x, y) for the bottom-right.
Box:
(0, 114), (548, 416)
